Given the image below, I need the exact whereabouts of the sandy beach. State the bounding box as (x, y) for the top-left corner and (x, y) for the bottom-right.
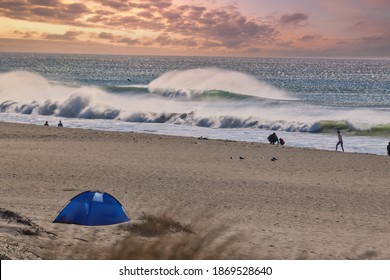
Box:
(0, 121), (389, 260)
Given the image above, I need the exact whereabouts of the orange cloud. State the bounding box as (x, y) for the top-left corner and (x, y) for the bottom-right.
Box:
(1, 0), (278, 51)
(0, 0), (89, 25)
(42, 30), (82, 40)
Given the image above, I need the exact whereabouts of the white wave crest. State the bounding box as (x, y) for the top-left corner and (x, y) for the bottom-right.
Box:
(148, 68), (289, 100)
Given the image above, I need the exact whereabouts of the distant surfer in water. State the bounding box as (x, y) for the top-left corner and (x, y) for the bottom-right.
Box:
(336, 130), (344, 152)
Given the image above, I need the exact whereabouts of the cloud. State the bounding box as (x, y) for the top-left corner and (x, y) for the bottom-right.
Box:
(30, 7), (59, 17)
(94, 10), (115, 16)
(279, 13), (309, 25)
(243, 47), (263, 54)
(162, 5), (276, 49)
(154, 34), (198, 47)
(147, 0), (172, 9)
(65, 3), (88, 14)
(83, 1), (277, 50)
(93, 0), (172, 11)
(201, 41), (222, 48)
(137, 11), (154, 19)
(42, 30), (82, 40)
(90, 32), (143, 46)
(104, 15), (165, 31)
(1, 0), (276, 51)
(93, 0), (131, 11)
(299, 34), (322, 41)
(13, 30), (38, 38)
(97, 32), (115, 40)
(29, 0), (60, 6)
(131, 0), (172, 10)
(358, 35), (386, 44)
(117, 37), (140, 45)
(7, 0), (388, 57)
(161, 9), (182, 22)
(0, 0), (89, 25)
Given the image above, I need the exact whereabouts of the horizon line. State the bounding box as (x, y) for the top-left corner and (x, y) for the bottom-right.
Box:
(1, 50), (389, 61)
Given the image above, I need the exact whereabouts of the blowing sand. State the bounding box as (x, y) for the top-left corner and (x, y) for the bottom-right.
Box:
(0, 121), (389, 260)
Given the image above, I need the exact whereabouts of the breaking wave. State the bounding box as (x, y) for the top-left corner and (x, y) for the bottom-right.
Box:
(148, 68), (289, 100)
(1, 70), (389, 136)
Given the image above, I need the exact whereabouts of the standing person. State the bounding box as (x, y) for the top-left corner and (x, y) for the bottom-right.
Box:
(387, 142), (390, 156)
(267, 132), (279, 145)
(336, 130), (344, 152)
(44, 121), (49, 126)
(58, 120), (63, 127)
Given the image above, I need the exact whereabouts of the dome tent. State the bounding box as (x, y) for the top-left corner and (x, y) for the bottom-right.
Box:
(53, 191), (130, 226)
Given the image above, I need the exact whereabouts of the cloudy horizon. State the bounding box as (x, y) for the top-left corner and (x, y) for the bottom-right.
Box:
(0, 0), (389, 58)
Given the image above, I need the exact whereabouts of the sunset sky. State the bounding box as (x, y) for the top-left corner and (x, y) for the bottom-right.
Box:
(0, 0), (389, 57)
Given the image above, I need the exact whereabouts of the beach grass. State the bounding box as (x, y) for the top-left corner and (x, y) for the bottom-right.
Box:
(107, 213), (237, 260)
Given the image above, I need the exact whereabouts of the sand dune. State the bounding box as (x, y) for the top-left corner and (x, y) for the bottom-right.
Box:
(0, 121), (389, 260)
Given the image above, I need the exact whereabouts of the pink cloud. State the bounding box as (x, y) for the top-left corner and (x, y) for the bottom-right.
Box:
(299, 34), (322, 42)
(279, 13), (309, 25)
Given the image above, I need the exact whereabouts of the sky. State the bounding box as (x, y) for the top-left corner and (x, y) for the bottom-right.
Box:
(0, 0), (389, 58)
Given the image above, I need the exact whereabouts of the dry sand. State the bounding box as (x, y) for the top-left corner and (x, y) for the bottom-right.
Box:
(0, 121), (389, 260)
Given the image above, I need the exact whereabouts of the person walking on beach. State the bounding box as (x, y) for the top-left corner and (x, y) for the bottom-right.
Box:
(387, 142), (390, 156)
(267, 132), (279, 145)
(336, 130), (344, 152)
(44, 121), (49, 126)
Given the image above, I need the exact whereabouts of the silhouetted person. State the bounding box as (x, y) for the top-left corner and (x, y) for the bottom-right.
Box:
(58, 120), (63, 127)
(44, 121), (49, 126)
(387, 142), (390, 156)
(279, 138), (285, 146)
(267, 132), (279, 145)
(336, 130), (344, 152)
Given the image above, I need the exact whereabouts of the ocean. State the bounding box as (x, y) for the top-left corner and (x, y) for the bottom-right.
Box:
(0, 53), (389, 155)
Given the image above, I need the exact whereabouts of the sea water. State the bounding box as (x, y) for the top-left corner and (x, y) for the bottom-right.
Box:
(0, 53), (389, 155)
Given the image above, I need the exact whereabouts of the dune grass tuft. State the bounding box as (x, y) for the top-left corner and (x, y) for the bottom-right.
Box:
(119, 211), (193, 237)
(107, 212), (236, 260)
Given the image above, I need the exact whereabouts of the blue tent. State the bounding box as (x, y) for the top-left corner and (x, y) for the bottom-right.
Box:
(53, 191), (130, 226)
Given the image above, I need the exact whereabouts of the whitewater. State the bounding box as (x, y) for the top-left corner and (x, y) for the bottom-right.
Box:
(0, 54), (389, 155)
